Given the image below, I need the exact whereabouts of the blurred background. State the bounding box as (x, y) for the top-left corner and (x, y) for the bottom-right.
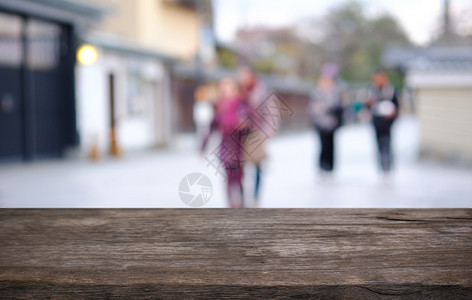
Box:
(0, 0), (471, 207)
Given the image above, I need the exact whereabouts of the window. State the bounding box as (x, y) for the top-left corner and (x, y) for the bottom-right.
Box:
(26, 19), (61, 70)
(127, 67), (147, 117)
(0, 12), (23, 67)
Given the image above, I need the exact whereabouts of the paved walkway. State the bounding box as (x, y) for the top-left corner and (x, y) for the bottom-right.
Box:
(1, 117), (471, 208)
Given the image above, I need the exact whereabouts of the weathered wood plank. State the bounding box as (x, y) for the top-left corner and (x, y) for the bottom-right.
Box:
(1, 209), (471, 299)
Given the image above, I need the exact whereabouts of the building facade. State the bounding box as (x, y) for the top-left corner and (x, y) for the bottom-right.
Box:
(406, 47), (472, 163)
(74, 0), (202, 157)
(0, 0), (104, 162)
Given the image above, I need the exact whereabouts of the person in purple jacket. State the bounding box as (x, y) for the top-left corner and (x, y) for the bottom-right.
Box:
(309, 62), (345, 176)
(201, 77), (250, 208)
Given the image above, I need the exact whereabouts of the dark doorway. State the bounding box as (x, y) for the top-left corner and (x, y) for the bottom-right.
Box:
(0, 11), (77, 162)
(0, 12), (24, 160)
(108, 73), (120, 157)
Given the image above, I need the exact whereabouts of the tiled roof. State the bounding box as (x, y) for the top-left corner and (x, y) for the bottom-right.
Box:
(409, 47), (472, 72)
(382, 45), (423, 69)
(383, 45), (472, 73)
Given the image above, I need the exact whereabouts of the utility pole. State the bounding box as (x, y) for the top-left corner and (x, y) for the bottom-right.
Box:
(443, 0), (452, 37)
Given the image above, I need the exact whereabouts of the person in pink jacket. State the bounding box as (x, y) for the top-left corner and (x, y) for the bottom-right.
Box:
(201, 77), (250, 208)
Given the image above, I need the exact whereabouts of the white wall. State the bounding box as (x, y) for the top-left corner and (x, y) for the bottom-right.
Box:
(415, 87), (472, 158)
(76, 60), (109, 156)
(76, 48), (170, 158)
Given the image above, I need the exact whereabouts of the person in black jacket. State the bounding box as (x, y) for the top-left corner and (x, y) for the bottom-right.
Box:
(366, 69), (399, 174)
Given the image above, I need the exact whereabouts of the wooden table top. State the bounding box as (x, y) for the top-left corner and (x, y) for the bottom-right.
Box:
(1, 209), (471, 299)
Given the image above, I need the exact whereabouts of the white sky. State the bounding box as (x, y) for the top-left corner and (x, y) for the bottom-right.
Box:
(214, 0), (472, 45)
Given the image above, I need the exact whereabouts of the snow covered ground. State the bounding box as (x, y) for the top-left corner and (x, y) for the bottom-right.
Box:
(1, 117), (471, 208)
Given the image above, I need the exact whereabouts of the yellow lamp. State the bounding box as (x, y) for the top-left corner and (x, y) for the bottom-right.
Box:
(77, 44), (99, 65)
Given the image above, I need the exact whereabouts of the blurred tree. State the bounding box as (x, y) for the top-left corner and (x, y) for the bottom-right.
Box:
(322, 1), (410, 83)
(231, 1), (412, 84)
(254, 59), (277, 74)
(218, 48), (237, 69)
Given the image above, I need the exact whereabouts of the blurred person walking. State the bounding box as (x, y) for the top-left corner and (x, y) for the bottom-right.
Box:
(201, 78), (250, 208)
(193, 84), (215, 144)
(238, 66), (271, 207)
(309, 62), (344, 176)
(366, 69), (399, 175)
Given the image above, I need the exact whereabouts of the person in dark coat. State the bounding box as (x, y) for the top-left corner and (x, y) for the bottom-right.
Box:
(309, 62), (344, 175)
(366, 69), (399, 174)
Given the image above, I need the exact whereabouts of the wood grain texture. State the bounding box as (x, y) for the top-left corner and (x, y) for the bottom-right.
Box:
(0, 209), (471, 299)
